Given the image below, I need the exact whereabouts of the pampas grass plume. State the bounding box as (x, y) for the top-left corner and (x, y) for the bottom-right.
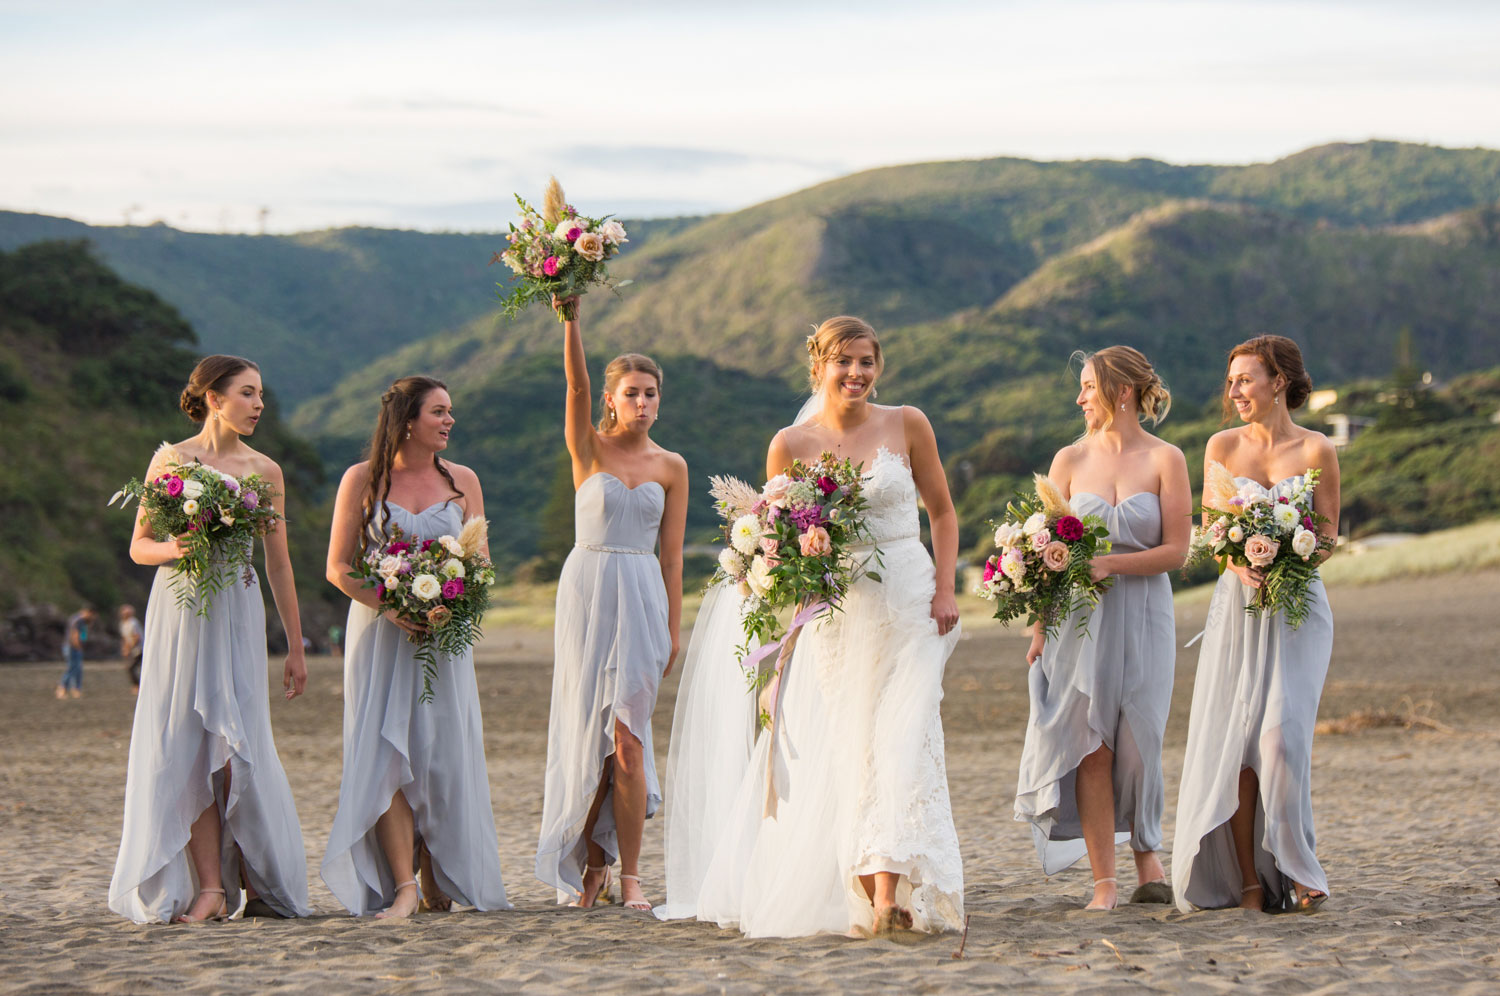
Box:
(543, 176), (565, 227)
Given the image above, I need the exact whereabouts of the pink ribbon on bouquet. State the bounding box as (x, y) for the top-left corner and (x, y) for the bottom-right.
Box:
(745, 599), (829, 819)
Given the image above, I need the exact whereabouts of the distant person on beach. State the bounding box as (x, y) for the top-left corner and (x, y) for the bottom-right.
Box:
(118, 605), (143, 694)
(328, 623), (343, 657)
(321, 375), (510, 918)
(56, 606), (95, 699)
(108, 354), (311, 924)
(536, 296), (686, 913)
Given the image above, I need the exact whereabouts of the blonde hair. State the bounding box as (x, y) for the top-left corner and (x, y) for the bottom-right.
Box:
(598, 353), (663, 433)
(805, 316), (883, 393)
(1076, 345), (1171, 433)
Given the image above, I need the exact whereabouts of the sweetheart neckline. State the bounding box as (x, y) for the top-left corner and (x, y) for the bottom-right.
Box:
(384, 499), (455, 516)
(1233, 473), (1306, 491)
(1071, 490), (1159, 509)
(579, 471), (665, 495)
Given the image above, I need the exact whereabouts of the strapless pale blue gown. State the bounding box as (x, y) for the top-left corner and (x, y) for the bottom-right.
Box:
(1173, 475), (1333, 911)
(109, 546), (310, 923)
(1014, 491), (1176, 875)
(321, 500), (510, 915)
(535, 473), (671, 902)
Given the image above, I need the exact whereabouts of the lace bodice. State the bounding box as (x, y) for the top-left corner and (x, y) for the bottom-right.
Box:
(859, 447), (920, 545)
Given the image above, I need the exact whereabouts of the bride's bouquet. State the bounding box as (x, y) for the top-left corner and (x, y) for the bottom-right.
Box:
(976, 474), (1113, 639)
(708, 453), (881, 719)
(109, 445), (283, 616)
(491, 176), (628, 321)
(1187, 461), (1333, 629)
(350, 517), (498, 703)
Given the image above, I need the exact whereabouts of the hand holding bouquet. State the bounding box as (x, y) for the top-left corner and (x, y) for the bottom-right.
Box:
(110, 445), (283, 616)
(492, 176), (628, 322)
(350, 517), (497, 703)
(1187, 461), (1333, 629)
(976, 474), (1113, 639)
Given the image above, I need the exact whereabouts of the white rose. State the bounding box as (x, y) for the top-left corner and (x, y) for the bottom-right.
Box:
(439, 535), (464, 557)
(380, 574), (399, 590)
(181, 479), (205, 499)
(994, 522), (1023, 549)
(718, 547), (747, 578)
(599, 220), (628, 245)
(1291, 526), (1318, 560)
(412, 574), (442, 601)
(1238, 485), (1271, 507)
(182, 498), (200, 516)
(747, 555), (775, 597)
(441, 558), (466, 580)
(1023, 511), (1047, 536)
(1227, 524), (1245, 544)
(377, 555), (402, 577)
(555, 216), (588, 238)
(1273, 503), (1299, 532)
(731, 514), (761, 555)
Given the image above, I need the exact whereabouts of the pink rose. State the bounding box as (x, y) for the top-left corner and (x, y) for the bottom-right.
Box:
(542, 256), (559, 276)
(798, 526), (832, 557)
(1244, 533), (1280, 568)
(1209, 519), (1227, 543)
(1030, 529), (1052, 553)
(762, 474), (793, 505)
(760, 536), (779, 555)
(982, 557), (997, 583)
(165, 475), (184, 497)
(1041, 541), (1070, 572)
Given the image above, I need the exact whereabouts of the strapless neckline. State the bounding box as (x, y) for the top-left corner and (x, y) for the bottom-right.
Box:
(1072, 491), (1159, 510)
(579, 472), (665, 495)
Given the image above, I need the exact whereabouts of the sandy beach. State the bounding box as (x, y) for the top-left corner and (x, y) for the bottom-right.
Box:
(3, 571), (1498, 994)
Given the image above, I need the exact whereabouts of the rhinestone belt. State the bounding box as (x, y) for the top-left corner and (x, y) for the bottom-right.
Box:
(575, 543), (654, 555)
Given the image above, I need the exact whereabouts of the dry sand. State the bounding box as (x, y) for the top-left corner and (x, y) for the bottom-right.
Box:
(3, 571), (1499, 994)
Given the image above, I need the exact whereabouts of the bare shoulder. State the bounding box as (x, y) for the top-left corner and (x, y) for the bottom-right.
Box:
(1205, 427), (1241, 459)
(1147, 434), (1188, 466)
(897, 404), (931, 433)
(339, 461), (373, 493)
(247, 447), (283, 482)
(1297, 426), (1337, 465)
(440, 459), (482, 492)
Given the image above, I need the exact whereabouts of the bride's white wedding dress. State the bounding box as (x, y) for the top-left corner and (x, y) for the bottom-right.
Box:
(661, 446), (964, 937)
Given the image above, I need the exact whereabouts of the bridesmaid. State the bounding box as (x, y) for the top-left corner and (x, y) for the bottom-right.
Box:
(109, 355), (310, 924)
(1014, 347), (1190, 910)
(535, 296), (687, 912)
(322, 376), (510, 918)
(1173, 335), (1338, 913)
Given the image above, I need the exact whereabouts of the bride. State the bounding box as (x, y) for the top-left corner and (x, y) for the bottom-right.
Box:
(660, 316), (964, 937)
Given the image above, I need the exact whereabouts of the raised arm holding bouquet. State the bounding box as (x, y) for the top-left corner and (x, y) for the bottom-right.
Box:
(492, 177), (628, 321)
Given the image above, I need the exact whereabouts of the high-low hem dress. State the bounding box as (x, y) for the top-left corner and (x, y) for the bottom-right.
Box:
(321, 500), (510, 915)
(535, 472), (670, 903)
(109, 554), (310, 924)
(1172, 475), (1333, 912)
(1014, 491), (1176, 875)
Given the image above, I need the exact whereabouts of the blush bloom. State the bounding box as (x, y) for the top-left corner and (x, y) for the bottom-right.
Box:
(798, 526), (833, 557)
(1244, 533), (1280, 568)
(1041, 541), (1071, 572)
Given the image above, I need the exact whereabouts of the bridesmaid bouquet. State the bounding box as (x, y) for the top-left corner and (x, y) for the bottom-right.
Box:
(1188, 462), (1333, 629)
(707, 454), (881, 710)
(976, 474), (1113, 639)
(109, 446), (283, 616)
(491, 176), (628, 321)
(351, 517), (498, 703)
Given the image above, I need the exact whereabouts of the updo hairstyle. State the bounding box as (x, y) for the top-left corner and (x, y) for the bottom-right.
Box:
(1077, 345), (1171, 432)
(180, 355), (259, 422)
(805, 316), (883, 393)
(1222, 335), (1313, 419)
(598, 354), (663, 433)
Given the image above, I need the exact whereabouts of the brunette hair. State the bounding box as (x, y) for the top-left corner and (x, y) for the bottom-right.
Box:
(180, 355), (259, 422)
(360, 376), (464, 545)
(597, 354), (663, 433)
(805, 315), (883, 393)
(1076, 345), (1171, 432)
(1222, 335), (1313, 420)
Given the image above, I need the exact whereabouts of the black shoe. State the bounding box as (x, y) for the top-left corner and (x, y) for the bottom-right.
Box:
(242, 897), (289, 919)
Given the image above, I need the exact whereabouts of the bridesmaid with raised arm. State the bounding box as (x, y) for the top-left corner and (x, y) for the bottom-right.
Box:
(1173, 335), (1339, 913)
(109, 355), (310, 924)
(535, 296), (687, 912)
(1014, 347), (1190, 911)
(322, 376), (509, 918)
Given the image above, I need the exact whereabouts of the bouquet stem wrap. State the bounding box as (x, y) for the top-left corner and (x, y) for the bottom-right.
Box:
(745, 599), (827, 819)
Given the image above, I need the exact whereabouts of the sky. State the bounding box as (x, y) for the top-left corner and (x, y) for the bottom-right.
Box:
(2, 0), (1498, 234)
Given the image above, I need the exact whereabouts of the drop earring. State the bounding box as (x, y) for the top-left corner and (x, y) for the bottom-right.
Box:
(405, 426), (411, 439)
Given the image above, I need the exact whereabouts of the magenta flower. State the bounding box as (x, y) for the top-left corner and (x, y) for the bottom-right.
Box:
(241, 490), (259, 510)
(1055, 515), (1086, 542)
(165, 475), (184, 497)
(388, 541), (410, 555)
(982, 558), (997, 583)
(1302, 515), (1315, 530)
(815, 475), (837, 496)
(542, 256), (560, 276)
(442, 578), (464, 600)
(375, 582), (386, 599)
(564, 226), (582, 242)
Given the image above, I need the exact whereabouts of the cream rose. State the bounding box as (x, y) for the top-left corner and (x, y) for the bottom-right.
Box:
(555, 216), (588, 238)
(731, 514), (761, 555)
(762, 474), (793, 504)
(412, 573), (443, 601)
(377, 555), (403, 577)
(1041, 540), (1070, 572)
(798, 526), (832, 558)
(994, 522), (1023, 549)
(1291, 526), (1318, 560)
(747, 555), (775, 597)
(1243, 533), (1280, 568)
(1023, 511), (1047, 536)
(1029, 529), (1052, 553)
(439, 535), (464, 557)
(181, 478), (205, 500)
(599, 220), (628, 245)
(574, 231), (606, 262)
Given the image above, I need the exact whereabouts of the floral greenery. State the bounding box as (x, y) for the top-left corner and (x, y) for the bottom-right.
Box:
(975, 475), (1113, 639)
(1186, 463), (1335, 629)
(491, 179), (628, 322)
(708, 452), (881, 684)
(350, 519), (497, 703)
(109, 453), (283, 617)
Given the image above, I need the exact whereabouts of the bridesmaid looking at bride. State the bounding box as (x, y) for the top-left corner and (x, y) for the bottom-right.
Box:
(109, 355), (310, 924)
(535, 296), (687, 912)
(1173, 335), (1338, 913)
(1013, 347), (1190, 911)
(322, 376), (510, 918)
